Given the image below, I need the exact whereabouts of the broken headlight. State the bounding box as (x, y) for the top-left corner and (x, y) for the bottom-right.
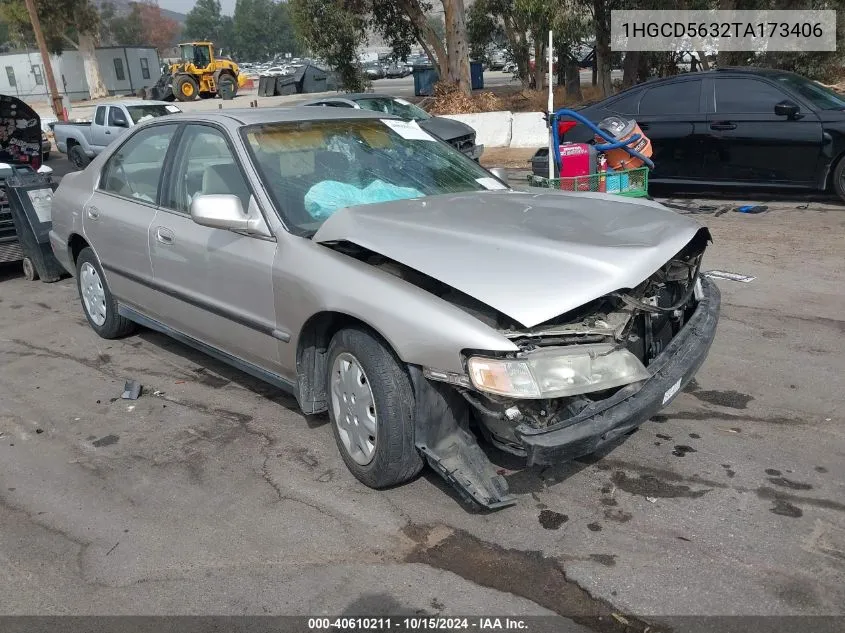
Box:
(467, 344), (650, 399)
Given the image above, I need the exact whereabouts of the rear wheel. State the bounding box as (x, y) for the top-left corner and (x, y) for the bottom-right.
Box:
(326, 327), (423, 489)
(22, 257), (38, 281)
(76, 247), (136, 339)
(174, 75), (199, 101)
(832, 156), (845, 202)
(218, 74), (237, 99)
(69, 144), (90, 170)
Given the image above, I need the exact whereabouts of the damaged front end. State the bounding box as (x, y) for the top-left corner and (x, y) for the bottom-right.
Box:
(413, 228), (720, 509)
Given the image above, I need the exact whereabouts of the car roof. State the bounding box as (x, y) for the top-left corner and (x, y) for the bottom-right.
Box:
(617, 67), (803, 91)
(157, 106), (395, 128)
(321, 93), (397, 101)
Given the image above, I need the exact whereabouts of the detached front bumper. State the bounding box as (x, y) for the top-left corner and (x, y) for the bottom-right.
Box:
(516, 277), (721, 467)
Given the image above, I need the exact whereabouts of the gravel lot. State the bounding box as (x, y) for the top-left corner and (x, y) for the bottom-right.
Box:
(1, 185), (843, 628)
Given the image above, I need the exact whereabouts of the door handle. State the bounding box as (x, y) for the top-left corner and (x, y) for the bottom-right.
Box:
(105, 130), (111, 135)
(710, 122), (737, 131)
(155, 227), (174, 245)
(86, 205), (100, 220)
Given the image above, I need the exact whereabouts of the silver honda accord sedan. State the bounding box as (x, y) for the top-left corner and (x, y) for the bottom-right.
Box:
(49, 108), (719, 508)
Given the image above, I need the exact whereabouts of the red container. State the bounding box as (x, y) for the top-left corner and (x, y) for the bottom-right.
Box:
(558, 143), (597, 190)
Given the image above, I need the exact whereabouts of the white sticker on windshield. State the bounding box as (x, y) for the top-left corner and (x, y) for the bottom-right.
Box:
(476, 177), (508, 191)
(165, 105), (181, 113)
(381, 119), (436, 141)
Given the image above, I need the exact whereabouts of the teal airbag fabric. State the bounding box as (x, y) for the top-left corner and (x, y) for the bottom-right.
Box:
(305, 180), (424, 220)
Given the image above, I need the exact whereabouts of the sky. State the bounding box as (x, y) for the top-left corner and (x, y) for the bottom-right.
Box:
(158, 0), (237, 17)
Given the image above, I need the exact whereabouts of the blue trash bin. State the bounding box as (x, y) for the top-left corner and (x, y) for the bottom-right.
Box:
(412, 65), (439, 96)
(470, 61), (484, 90)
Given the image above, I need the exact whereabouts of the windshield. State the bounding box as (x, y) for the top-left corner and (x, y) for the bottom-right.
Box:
(243, 119), (500, 236)
(354, 97), (430, 121)
(775, 74), (845, 110)
(126, 105), (180, 124)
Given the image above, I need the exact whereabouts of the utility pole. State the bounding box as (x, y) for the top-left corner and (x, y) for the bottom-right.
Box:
(23, 0), (65, 120)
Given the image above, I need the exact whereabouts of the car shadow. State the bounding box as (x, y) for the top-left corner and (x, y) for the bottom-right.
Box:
(134, 328), (313, 418)
(649, 183), (842, 205)
(0, 261), (24, 282)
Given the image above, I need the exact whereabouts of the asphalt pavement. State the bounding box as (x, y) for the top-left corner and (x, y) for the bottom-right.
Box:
(0, 187), (843, 628)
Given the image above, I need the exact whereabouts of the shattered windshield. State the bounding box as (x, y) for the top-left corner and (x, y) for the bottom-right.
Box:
(243, 119), (503, 236)
(126, 105), (180, 124)
(353, 97), (431, 121)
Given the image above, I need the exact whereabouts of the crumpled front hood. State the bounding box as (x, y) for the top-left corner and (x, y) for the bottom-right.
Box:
(313, 190), (707, 328)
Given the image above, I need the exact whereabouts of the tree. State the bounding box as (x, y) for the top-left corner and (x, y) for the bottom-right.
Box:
(290, 0), (368, 91)
(136, 1), (180, 53)
(184, 0), (224, 42)
(0, 0), (108, 99)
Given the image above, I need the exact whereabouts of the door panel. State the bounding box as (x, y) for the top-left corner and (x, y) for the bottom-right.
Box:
(84, 123), (178, 307)
(703, 77), (823, 184)
(635, 79), (707, 181)
(91, 107), (110, 150)
(151, 123), (281, 371)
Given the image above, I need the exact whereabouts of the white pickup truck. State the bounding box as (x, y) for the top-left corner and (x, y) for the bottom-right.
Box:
(53, 101), (181, 169)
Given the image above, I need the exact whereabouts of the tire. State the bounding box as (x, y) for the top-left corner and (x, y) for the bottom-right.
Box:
(69, 144), (90, 170)
(832, 156), (845, 202)
(218, 73), (237, 99)
(22, 257), (38, 281)
(75, 247), (136, 339)
(326, 326), (424, 489)
(174, 75), (199, 101)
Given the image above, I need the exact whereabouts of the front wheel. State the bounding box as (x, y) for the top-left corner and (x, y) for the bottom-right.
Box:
(174, 75), (199, 101)
(76, 247), (136, 339)
(326, 327), (423, 489)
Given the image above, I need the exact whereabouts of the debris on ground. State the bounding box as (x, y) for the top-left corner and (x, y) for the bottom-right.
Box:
(703, 270), (756, 283)
(736, 205), (769, 214)
(121, 379), (142, 400)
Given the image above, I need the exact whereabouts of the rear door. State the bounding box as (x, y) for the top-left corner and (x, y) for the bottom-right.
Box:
(84, 123), (178, 307)
(150, 123), (281, 372)
(633, 78), (707, 181)
(704, 76), (823, 184)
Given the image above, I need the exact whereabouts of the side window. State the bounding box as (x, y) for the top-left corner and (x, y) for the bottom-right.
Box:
(608, 90), (642, 115)
(114, 58), (125, 81)
(639, 80), (701, 115)
(32, 65), (43, 86)
(5, 66), (16, 87)
(166, 125), (251, 213)
(716, 78), (789, 113)
(140, 58), (151, 80)
(107, 107), (124, 126)
(95, 107), (106, 126)
(100, 124), (178, 203)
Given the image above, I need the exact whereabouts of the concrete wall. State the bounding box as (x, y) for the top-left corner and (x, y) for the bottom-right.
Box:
(0, 47), (161, 104)
(441, 110), (549, 149)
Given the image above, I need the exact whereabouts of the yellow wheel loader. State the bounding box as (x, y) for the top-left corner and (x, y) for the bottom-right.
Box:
(150, 42), (248, 102)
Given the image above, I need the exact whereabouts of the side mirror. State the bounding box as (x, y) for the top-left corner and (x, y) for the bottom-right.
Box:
(489, 167), (509, 185)
(111, 113), (129, 128)
(775, 101), (800, 119)
(191, 194), (251, 231)
(190, 194), (269, 235)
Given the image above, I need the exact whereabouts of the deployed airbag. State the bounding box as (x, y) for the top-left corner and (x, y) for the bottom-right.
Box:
(305, 179), (423, 220)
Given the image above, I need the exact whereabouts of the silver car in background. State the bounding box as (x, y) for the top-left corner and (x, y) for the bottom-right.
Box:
(49, 108), (719, 508)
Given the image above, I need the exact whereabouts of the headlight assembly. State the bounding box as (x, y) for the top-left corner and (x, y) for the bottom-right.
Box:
(467, 344), (650, 399)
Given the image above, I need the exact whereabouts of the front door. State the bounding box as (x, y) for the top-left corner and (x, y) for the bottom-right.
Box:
(150, 123), (281, 372)
(84, 123), (178, 307)
(703, 77), (823, 185)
